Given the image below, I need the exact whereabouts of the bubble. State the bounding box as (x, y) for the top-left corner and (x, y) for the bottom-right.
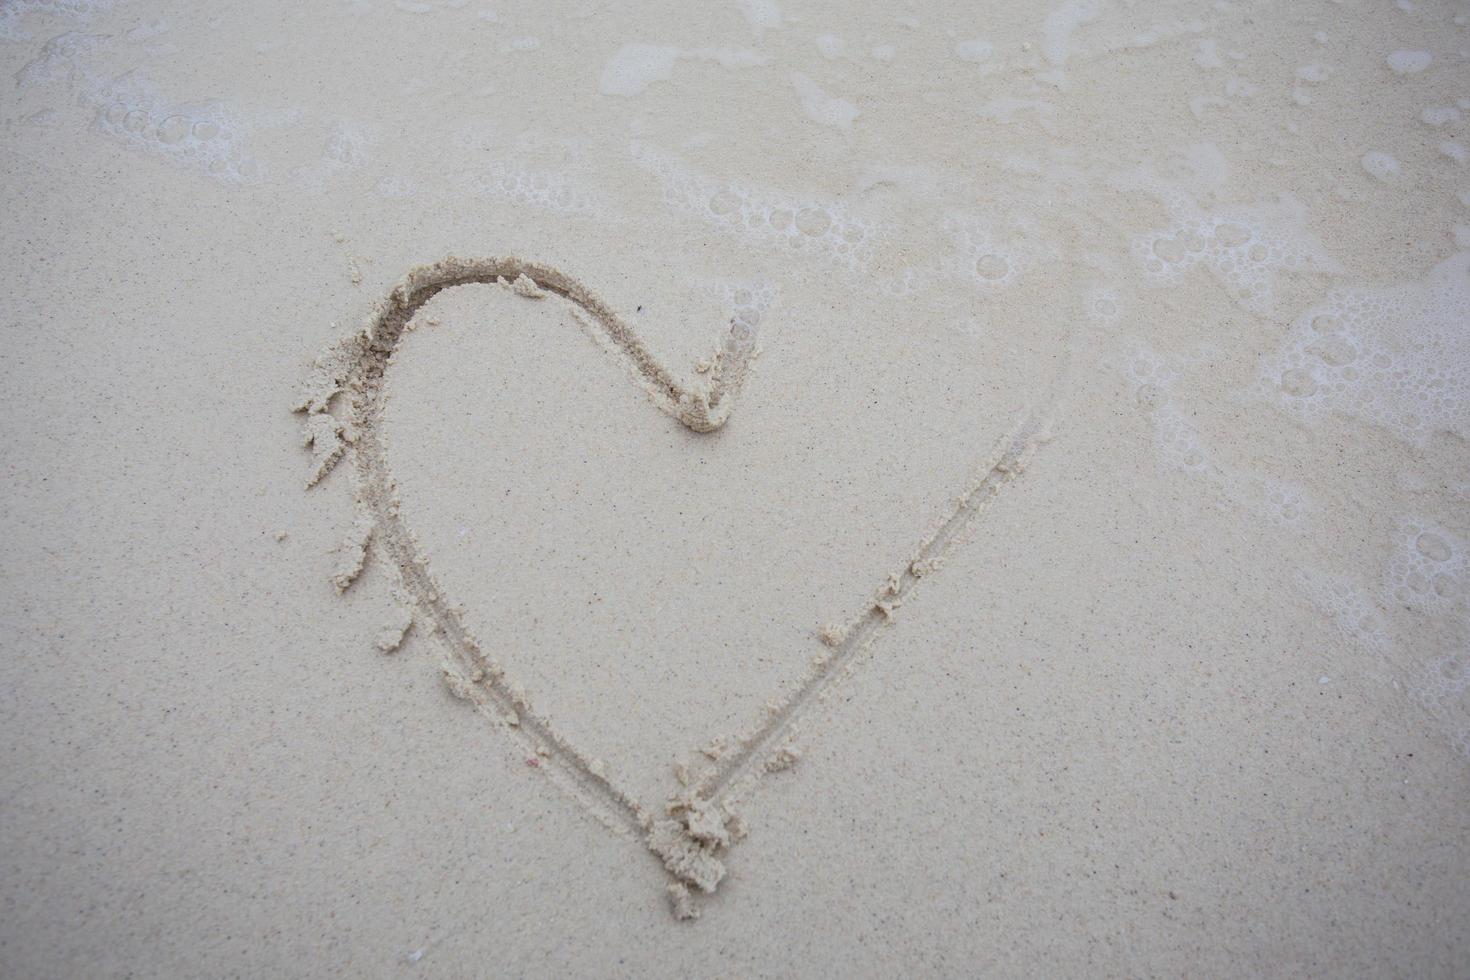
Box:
(1422, 106), (1462, 126)
(104, 102), (126, 125)
(1361, 151), (1401, 182)
(1135, 383), (1161, 408)
(1433, 574), (1459, 598)
(123, 109), (148, 133)
(156, 114), (190, 144)
(631, 142), (873, 270)
(1386, 49), (1432, 74)
(1215, 223), (1251, 247)
(1310, 335), (1357, 366)
(1281, 368), (1318, 397)
(816, 34), (846, 59)
(1311, 313), (1342, 332)
(1152, 236), (1186, 263)
(1249, 243), (1268, 262)
(1417, 532), (1452, 562)
(955, 37), (992, 62)
(795, 207), (831, 236)
(376, 174), (417, 197)
(974, 253), (1009, 280)
(192, 120), (219, 140)
(708, 190), (741, 216)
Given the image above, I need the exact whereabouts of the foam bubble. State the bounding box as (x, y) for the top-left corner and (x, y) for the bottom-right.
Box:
(814, 34), (845, 59)
(1407, 653), (1470, 759)
(1308, 334), (1356, 367)
(1280, 368), (1317, 397)
(16, 27), (270, 184)
(154, 114), (189, 144)
(1418, 533), (1452, 562)
(0, 0), (114, 42)
(1128, 188), (1342, 316)
(790, 72), (859, 130)
(1386, 49), (1432, 74)
(975, 254), (1009, 280)
(708, 190), (741, 216)
(1084, 286), (1122, 325)
(1387, 521), (1467, 611)
(599, 44), (769, 97)
(1297, 568), (1389, 653)
(1259, 252), (1470, 446)
(1316, 516), (1470, 764)
(375, 175), (420, 198)
(1041, 0), (1103, 68)
(1361, 151), (1401, 182)
(976, 96), (1056, 127)
(1125, 347), (1313, 526)
(737, 0), (782, 37)
(1421, 106), (1462, 127)
(794, 207), (831, 236)
(631, 141), (878, 271)
(941, 213), (1046, 292)
(1194, 38), (1223, 70)
(712, 277), (778, 343)
(380, 0), (475, 12)
(90, 74), (260, 183)
(600, 44), (681, 96)
(13, 30), (105, 88)
(465, 159), (607, 216)
(955, 38), (994, 63)
(291, 120), (376, 188)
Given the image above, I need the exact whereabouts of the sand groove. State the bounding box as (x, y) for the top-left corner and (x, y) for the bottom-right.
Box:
(698, 412), (1052, 808)
(295, 256), (1061, 918)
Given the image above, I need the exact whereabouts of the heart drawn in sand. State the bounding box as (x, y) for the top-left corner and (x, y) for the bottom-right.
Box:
(294, 256), (1063, 919)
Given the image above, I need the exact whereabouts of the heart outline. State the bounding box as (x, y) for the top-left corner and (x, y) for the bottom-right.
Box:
(295, 255), (1065, 918)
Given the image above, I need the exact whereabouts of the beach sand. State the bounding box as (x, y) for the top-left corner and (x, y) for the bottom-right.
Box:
(2, 0), (1468, 974)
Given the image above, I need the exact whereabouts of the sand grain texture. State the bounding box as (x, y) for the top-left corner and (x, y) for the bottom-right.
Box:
(2, 0), (1468, 974)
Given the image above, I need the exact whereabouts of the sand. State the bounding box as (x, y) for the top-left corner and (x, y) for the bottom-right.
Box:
(2, 0), (1468, 974)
